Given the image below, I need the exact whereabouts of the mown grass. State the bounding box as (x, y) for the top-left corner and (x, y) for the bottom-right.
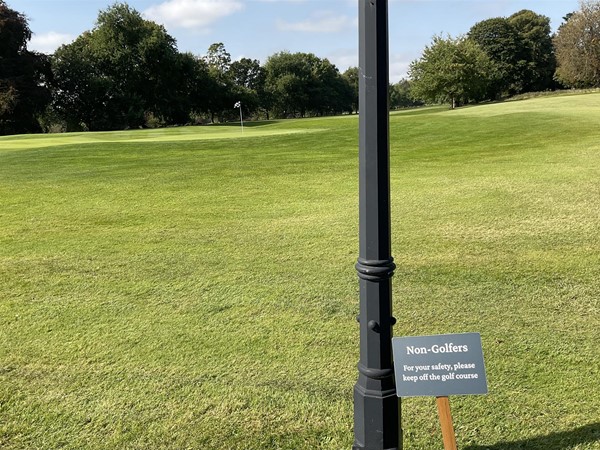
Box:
(1, 93), (599, 449)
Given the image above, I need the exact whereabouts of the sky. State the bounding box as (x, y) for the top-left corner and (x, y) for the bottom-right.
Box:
(11, 0), (579, 82)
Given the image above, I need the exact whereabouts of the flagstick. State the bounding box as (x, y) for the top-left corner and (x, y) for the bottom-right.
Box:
(239, 105), (244, 133)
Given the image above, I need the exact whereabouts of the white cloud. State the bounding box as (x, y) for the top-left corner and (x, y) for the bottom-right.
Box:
(328, 49), (413, 82)
(390, 52), (417, 82)
(144, 0), (244, 30)
(327, 48), (358, 72)
(28, 32), (74, 54)
(277, 11), (357, 33)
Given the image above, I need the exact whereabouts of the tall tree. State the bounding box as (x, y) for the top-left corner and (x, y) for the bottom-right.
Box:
(409, 35), (492, 108)
(203, 42), (235, 122)
(342, 67), (359, 113)
(51, 32), (107, 130)
(228, 57), (265, 117)
(0, 0), (51, 135)
(181, 52), (216, 119)
(468, 17), (527, 98)
(205, 42), (231, 74)
(229, 58), (263, 92)
(554, 0), (600, 88)
(389, 79), (422, 109)
(168, 52), (214, 125)
(508, 10), (556, 92)
(264, 51), (314, 117)
(52, 3), (183, 130)
(264, 51), (351, 118)
(309, 57), (353, 116)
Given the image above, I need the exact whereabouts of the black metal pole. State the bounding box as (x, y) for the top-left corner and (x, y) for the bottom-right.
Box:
(353, 1), (401, 449)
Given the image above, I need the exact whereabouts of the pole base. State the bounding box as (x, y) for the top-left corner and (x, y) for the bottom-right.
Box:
(353, 446), (399, 450)
(353, 383), (401, 450)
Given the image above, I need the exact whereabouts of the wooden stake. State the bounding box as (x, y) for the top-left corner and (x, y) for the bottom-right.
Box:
(436, 396), (458, 450)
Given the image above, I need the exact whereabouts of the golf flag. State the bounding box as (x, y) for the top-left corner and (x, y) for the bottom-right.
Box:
(235, 101), (244, 133)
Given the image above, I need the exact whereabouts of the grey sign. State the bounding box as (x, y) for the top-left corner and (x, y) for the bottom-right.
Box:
(392, 333), (488, 397)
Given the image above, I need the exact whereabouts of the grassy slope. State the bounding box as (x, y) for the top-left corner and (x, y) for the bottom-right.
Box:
(1, 94), (599, 449)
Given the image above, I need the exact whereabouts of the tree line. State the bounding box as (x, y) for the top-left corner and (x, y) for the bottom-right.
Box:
(1, 2), (360, 134)
(2, 0), (600, 135)
(409, 1), (600, 108)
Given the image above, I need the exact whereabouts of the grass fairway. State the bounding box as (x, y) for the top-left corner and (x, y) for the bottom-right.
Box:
(1, 94), (599, 449)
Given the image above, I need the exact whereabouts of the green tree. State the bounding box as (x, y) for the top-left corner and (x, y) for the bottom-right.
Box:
(52, 3), (183, 130)
(0, 0), (51, 135)
(561, 12), (576, 25)
(178, 53), (215, 121)
(310, 57), (353, 115)
(468, 17), (527, 98)
(409, 35), (492, 108)
(205, 42), (231, 74)
(390, 79), (422, 109)
(203, 42), (236, 123)
(554, 0), (600, 88)
(264, 51), (351, 118)
(264, 51), (314, 117)
(508, 10), (556, 92)
(228, 58), (265, 118)
(167, 52), (215, 125)
(343, 67), (359, 113)
(229, 58), (263, 91)
(51, 32), (107, 130)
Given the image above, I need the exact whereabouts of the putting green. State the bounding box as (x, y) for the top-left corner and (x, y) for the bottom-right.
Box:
(0, 123), (326, 151)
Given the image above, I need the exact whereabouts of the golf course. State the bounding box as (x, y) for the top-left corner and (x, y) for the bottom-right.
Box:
(1, 93), (599, 449)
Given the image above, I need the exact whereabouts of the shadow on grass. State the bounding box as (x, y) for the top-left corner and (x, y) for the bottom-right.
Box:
(390, 106), (448, 116)
(464, 423), (600, 450)
(211, 120), (278, 128)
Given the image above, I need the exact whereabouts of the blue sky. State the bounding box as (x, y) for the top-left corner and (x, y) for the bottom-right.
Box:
(12, 0), (579, 82)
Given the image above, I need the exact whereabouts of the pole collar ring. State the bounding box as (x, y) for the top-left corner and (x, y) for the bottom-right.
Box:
(355, 258), (396, 281)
